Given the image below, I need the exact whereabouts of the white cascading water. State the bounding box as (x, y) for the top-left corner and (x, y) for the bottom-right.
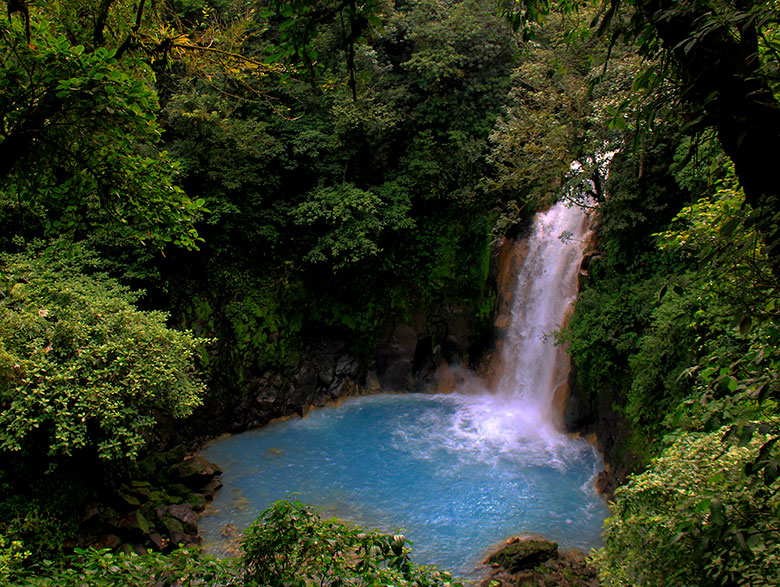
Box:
(448, 200), (592, 460)
(495, 201), (591, 429)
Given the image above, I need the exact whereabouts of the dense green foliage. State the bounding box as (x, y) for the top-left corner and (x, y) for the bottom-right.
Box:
(2, 501), (461, 586)
(3, 546), (239, 586)
(242, 500), (463, 586)
(0, 243), (208, 563)
(0, 244), (205, 463)
(562, 38), (780, 584)
(3, 0), (780, 584)
(156, 0), (523, 405)
(0, 1), (205, 250)
(594, 430), (780, 586)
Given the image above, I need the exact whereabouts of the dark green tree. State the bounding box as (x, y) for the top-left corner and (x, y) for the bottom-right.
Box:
(0, 0), (204, 249)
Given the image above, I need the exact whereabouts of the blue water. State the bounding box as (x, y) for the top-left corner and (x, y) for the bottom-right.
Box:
(199, 392), (607, 576)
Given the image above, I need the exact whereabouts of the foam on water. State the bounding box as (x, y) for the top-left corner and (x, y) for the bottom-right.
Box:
(199, 202), (607, 576)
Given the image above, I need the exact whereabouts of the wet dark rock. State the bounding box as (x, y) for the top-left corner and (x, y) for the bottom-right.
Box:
(312, 343), (337, 385)
(118, 492), (142, 508)
(168, 504), (198, 534)
(188, 493), (207, 512)
(255, 390), (276, 411)
(114, 511), (151, 538)
(169, 531), (199, 547)
(169, 532), (188, 547)
(95, 534), (122, 549)
(335, 353), (359, 376)
(168, 483), (192, 497)
(128, 482), (168, 504)
(161, 516), (185, 535)
(201, 477), (223, 500)
(292, 362), (318, 407)
(171, 455), (222, 485)
(482, 539), (598, 587)
(148, 533), (168, 552)
(377, 358), (412, 390)
(486, 537), (558, 572)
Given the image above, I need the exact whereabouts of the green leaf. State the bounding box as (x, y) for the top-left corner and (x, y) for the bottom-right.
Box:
(738, 315), (752, 335)
(764, 460), (779, 486)
(709, 499), (726, 525)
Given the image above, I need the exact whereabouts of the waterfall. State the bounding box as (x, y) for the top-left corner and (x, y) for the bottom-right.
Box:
(450, 200), (592, 455)
(494, 202), (591, 429)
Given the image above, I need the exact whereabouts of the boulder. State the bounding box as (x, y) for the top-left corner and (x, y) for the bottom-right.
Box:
(201, 478), (223, 500)
(161, 516), (185, 535)
(117, 492), (142, 508)
(188, 493), (207, 512)
(168, 504), (199, 534)
(486, 537), (558, 572)
(171, 455), (222, 486)
(148, 533), (169, 552)
(113, 510), (151, 539)
(169, 531), (200, 547)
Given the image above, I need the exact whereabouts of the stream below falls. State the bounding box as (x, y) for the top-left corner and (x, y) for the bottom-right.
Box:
(198, 201), (609, 577)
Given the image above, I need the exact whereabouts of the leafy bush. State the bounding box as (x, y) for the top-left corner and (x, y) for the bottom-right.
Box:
(0, 243), (207, 463)
(4, 547), (239, 587)
(242, 500), (464, 587)
(594, 429), (780, 586)
(3, 502), (463, 586)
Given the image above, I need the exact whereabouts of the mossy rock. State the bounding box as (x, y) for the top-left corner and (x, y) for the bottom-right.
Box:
(187, 493), (207, 512)
(161, 516), (185, 535)
(170, 455), (221, 485)
(487, 538), (558, 573)
(168, 483), (193, 497)
(118, 492), (142, 507)
(113, 510), (151, 539)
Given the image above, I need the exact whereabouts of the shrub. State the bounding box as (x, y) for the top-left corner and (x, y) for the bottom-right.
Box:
(593, 428), (780, 586)
(241, 500), (464, 587)
(0, 243), (208, 464)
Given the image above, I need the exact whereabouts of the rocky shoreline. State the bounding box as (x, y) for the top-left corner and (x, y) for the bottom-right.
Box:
(77, 449), (223, 555)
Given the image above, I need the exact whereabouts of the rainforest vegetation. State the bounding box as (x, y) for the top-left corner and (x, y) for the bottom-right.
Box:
(1, 0), (779, 585)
